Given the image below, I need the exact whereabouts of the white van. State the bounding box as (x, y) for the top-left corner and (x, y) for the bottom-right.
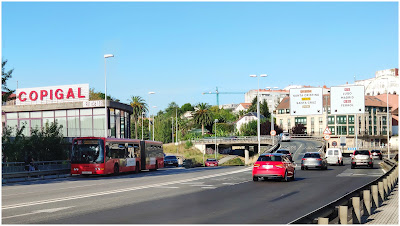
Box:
(326, 148), (344, 166)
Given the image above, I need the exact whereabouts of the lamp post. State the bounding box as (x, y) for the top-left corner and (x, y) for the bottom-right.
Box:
(104, 54), (114, 138)
(152, 106), (157, 141)
(266, 86), (279, 145)
(171, 117), (174, 144)
(141, 111), (145, 140)
(214, 119), (219, 159)
(250, 74), (267, 155)
(148, 92), (155, 140)
(383, 78), (390, 159)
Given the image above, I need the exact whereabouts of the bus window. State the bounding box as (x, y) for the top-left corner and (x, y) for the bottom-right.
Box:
(71, 139), (105, 164)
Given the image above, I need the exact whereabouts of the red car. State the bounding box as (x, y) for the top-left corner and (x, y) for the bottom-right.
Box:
(252, 153), (295, 182)
(205, 158), (219, 167)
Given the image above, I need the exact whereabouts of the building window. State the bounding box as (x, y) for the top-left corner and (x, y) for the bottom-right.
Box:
(349, 126), (354, 135)
(328, 116), (335, 124)
(287, 119), (291, 128)
(295, 117), (307, 125)
(348, 115), (354, 124)
(337, 116), (347, 124)
(311, 117), (314, 126)
(319, 117), (323, 124)
(329, 126), (335, 135)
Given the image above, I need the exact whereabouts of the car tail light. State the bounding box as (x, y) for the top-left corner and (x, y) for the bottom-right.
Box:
(275, 164), (284, 168)
(302, 158), (306, 160)
(254, 164), (260, 168)
(316, 158), (322, 161)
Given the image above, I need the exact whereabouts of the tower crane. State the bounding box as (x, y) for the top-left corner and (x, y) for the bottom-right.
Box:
(202, 87), (246, 106)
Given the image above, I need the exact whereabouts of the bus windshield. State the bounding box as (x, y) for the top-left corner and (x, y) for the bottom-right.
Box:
(71, 139), (105, 164)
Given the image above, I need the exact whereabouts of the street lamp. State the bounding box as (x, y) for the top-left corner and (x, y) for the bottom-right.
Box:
(152, 106), (157, 141)
(250, 74), (267, 155)
(266, 86), (279, 145)
(104, 54), (114, 138)
(141, 111), (145, 140)
(383, 78), (390, 159)
(148, 92), (155, 140)
(214, 119), (219, 159)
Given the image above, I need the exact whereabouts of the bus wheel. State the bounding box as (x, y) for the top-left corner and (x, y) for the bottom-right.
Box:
(114, 164), (119, 175)
(135, 162), (140, 174)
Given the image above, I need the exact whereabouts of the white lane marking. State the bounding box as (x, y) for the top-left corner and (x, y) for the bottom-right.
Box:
(153, 186), (179, 189)
(2, 207), (73, 220)
(222, 183), (235, 185)
(201, 187), (216, 189)
(180, 182), (204, 185)
(191, 184), (214, 187)
(2, 167), (251, 210)
(293, 143), (303, 158)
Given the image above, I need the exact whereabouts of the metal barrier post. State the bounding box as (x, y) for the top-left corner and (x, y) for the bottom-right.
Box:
(339, 205), (348, 224)
(371, 185), (379, 209)
(363, 190), (371, 216)
(378, 182), (385, 201)
(383, 178), (388, 196)
(318, 218), (329, 224)
(352, 197), (361, 224)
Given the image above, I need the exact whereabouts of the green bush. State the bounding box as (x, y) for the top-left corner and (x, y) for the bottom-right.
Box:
(185, 140), (193, 149)
(221, 157), (244, 166)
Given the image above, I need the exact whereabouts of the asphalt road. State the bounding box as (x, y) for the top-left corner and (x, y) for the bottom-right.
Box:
(2, 139), (386, 224)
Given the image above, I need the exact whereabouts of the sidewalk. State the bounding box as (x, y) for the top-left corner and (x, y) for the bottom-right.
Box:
(365, 185), (398, 225)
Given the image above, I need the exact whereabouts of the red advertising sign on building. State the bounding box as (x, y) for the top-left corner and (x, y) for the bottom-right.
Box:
(16, 84), (89, 105)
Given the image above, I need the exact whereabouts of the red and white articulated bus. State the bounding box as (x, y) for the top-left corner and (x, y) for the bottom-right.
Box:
(71, 137), (164, 176)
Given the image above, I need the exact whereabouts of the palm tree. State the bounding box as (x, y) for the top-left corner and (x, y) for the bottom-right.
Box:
(129, 96), (148, 139)
(193, 103), (213, 135)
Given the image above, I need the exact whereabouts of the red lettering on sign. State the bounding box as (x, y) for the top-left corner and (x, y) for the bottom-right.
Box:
(40, 90), (48, 100)
(55, 89), (63, 99)
(344, 88), (350, 91)
(77, 88), (85, 98)
(49, 90), (53, 100)
(66, 88), (75, 99)
(29, 91), (38, 101)
(18, 92), (27, 102)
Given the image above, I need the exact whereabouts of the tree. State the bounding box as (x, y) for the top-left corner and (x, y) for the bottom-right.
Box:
(89, 88), (120, 102)
(292, 124), (306, 134)
(129, 96), (147, 139)
(2, 59), (15, 101)
(247, 97), (271, 119)
(181, 103), (194, 112)
(164, 102), (182, 117)
(193, 103), (213, 135)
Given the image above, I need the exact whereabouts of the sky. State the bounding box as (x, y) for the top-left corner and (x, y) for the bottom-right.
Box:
(2, 1), (398, 112)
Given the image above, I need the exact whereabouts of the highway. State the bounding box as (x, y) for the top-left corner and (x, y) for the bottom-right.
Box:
(2, 139), (385, 224)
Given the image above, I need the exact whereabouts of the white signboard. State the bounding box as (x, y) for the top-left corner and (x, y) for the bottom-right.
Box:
(16, 84), (89, 105)
(290, 88), (323, 115)
(83, 100), (104, 107)
(330, 86), (365, 114)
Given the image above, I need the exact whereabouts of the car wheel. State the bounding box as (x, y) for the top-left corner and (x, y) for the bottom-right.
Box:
(291, 170), (296, 181)
(351, 164), (355, 169)
(282, 171), (289, 182)
(301, 166), (304, 170)
(305, 166), (308, 170)
(253, 176), (259, 182)
(370, 164), (373, 169)
(341, 161), (344, 166)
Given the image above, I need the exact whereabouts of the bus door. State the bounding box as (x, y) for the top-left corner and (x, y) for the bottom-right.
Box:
(140, 140), (146, 170)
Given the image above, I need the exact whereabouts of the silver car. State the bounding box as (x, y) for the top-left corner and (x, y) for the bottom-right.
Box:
(301, 152), (328, 170)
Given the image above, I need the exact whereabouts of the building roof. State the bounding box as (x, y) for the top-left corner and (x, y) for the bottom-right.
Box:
(375, 94), (399, 112)
(276, 95), (390, 110)
(235, 112), (267, 123)
(239, 103), (252, 109)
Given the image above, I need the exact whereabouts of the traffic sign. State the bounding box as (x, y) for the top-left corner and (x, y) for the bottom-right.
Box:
(323, 127), (332, 135)
(289, 88), (323, 116)
(330, 86), (365, 114)
(270, 130), (276, 136)
(332, 141), (337, 146)
(324, 135), (330, 140)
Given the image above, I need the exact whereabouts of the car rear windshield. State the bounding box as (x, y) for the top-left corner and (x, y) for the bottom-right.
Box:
(354, 150), (370, 155)
(165, 156), (177, 160)
(277, 150), (289, 154)
(304, 153), (321, 158)
(257, 155), (282, 162)
(207, 159), (217, 161)
(371, 150), (380, 153)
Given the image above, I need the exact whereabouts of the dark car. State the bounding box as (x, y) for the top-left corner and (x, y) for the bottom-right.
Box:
(276, 149), (293, 162)
(164, 155), (179, 167)
(371, 150), (383, 160)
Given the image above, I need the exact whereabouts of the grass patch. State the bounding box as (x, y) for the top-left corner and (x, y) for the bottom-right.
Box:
(221, 157), (245, 166)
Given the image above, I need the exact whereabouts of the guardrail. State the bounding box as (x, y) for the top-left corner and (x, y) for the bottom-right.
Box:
(2, 160), (70, 184)
(192, 136), (278, 143)
(289, 158), (398, 224)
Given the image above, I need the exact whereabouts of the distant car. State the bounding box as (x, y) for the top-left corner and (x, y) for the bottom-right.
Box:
(276, 149), (293, 162)
(301, 152), (328, 170)
(252, 153), (295, 182)
(326, 148), (344, 166)
(205, 158), (218, 167)
(370, 150), (383, 160)
(281, 133), (291, 142)
(351, 150), (373, 169)
(164, 155), (179, 167)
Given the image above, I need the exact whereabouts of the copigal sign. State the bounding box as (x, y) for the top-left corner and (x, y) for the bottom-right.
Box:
(16, 84), (89, 105)
(290, 88), (323, 116)
(330, 86), (365, 114)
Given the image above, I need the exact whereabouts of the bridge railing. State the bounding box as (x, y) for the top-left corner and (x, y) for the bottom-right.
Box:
(192, 136), (279, 143)
(289, 158), (398, 224)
